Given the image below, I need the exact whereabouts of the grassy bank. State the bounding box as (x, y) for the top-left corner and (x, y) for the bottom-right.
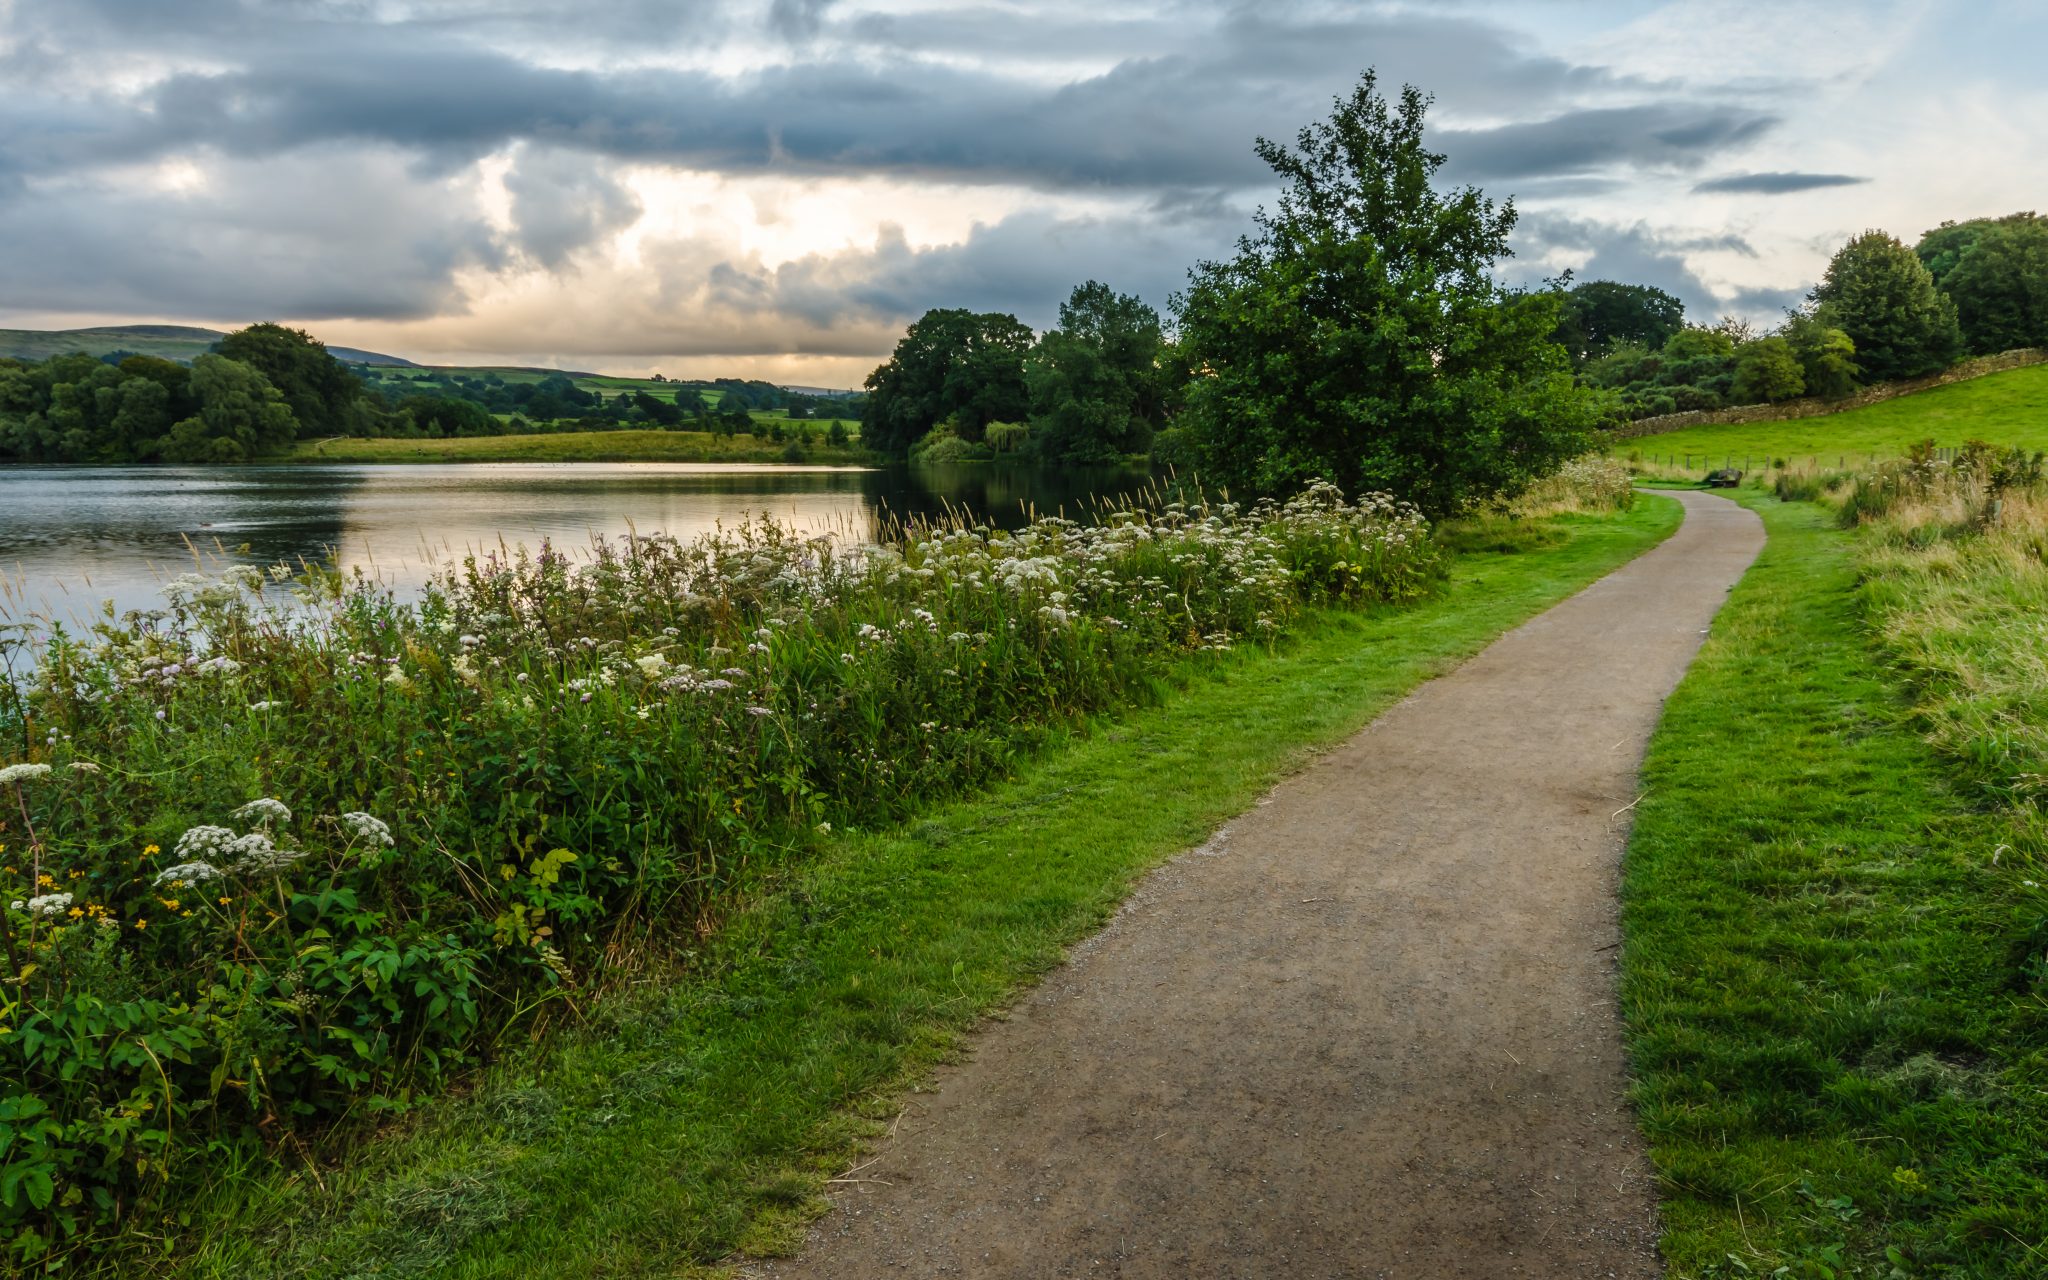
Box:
(1623, 492), (2048, 1277)
(1613, 364), (2048, 468)
(160, 496), (1685, 1279)
(285, 429), (870, 465)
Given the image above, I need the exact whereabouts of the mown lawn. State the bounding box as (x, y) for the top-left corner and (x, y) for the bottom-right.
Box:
(1623, 493), (2048, 1278)
(1614, 364), (2048, 467)
(174, 499), (1683, 1280)
(284, 428), (869, 465)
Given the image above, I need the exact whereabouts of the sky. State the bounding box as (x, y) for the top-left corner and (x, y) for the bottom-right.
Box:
(0, 0), (2041, 387)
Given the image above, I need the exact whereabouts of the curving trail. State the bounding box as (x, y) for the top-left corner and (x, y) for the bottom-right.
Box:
(749, 491), (1765, 1279)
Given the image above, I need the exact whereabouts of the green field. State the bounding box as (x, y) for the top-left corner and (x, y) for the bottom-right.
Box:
(286, 428), (868, 464)
(1614, 364), (2048, 466)
(175, 501), (1683, 1279)
(1623, 492), (2048, 1276)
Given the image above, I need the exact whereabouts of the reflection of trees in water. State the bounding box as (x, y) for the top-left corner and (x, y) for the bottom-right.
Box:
(871, 462), (1154, 530)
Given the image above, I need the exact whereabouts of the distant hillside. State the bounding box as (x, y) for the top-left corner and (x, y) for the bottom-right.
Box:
(0, 325), (416, 367)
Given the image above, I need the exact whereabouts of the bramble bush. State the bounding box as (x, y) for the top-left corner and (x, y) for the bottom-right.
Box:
(0, 482), (1440, 1259)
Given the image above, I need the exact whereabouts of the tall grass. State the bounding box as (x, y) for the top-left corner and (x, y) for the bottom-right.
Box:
(0, 482), (1439, 1261)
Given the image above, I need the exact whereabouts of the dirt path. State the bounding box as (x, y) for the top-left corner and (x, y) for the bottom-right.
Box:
(749, 491), (1764, 1279)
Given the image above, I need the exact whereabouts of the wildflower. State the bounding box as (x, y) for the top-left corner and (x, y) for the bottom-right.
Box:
(196, 656), (243, 676)
(746, 706), (774, 717)
(144, 843), (160, 856)
(385, 668), (412, 688)
(153, 861), (223, 887)
(233, 797), (293, 828)
(339, 812), (395, 848)
(0, 763), (52, 786)
(11, 892), (72, 917)
(230, 832), (307, 876)
(174, 825), (236, 861)
(70, 761), (102, 774)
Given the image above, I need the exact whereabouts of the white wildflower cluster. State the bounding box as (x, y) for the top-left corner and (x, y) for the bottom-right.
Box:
(233, 797), (293, 828)
(153, 861), (224, 888)
(11, 891), (73, 917)
(228, 831), (308, 875)
(0, 762), (53, 786)
(174, 825), (238, 860)
(339, 811), (395, 848)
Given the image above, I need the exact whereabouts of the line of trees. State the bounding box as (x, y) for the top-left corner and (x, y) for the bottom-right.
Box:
(860, 76), (2045, 506)
(1568, 212), (2047, 420)
(0, 325), (865, 463)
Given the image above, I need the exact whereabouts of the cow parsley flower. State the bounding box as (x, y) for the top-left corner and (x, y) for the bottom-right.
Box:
(339, 811), (395, 848)
(153, 861), (222, 887)
(174, 825), (236, 860)
(229, 832), (306, 875)
(233, 798), (292, 828)
(0, 763), (52, 786)
(12, 892), (73, 917)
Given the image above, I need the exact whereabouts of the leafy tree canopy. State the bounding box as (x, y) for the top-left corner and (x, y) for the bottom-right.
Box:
(861, 308), (1034, 455)
(1917, 214), (2048, 355)
(1552, 280), (1686, 365)
(1026, 281), (1170, 465)
(213, 323), (362, 438)
(1173, 71), (1599, 515)
(1811, 231), (1962, 381)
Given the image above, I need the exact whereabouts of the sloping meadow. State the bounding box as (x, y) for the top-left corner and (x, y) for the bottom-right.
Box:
(0, 482), (1439, 1257)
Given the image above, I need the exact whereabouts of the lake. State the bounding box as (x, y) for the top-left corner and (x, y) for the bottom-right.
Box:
(0, 461), (1155, 631)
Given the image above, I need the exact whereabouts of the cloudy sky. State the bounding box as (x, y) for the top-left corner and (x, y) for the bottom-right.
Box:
(1, 0), (2040, 385)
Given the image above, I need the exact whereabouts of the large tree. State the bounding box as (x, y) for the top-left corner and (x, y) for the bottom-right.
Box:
(1172, 72), (1599, 515)
(1551, 280), (1686, 365)
(1917, 214), (2048, 355)
(214, 322), (364, 438)
(1811, 232), (1962, 381)
(862, 309), (1034, 454)
(159, 354), (299, 462)
(1026, 281), (1172, 465)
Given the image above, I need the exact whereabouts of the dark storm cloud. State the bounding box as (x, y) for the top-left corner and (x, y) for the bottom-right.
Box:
(0, 149), (502, 321)
(0, 0), (1806, 339)
(5, 2), (1772, 194)
(503, 149), (644, 269)
(1440, 105), (1779, 181)
(1692, 171), (1869, 194)
(1511, 214), (1749, 318)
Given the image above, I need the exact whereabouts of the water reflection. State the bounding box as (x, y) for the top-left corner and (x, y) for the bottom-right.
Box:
(0, 461), (1152, 629)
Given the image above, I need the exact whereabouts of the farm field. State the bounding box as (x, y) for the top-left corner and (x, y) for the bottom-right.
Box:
(1613, 364), (2048, 467)
(286, 427), (867, 464)
(164, 498), (1684, 1278)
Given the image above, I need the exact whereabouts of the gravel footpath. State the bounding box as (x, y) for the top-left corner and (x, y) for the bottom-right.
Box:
(748, 490), (1765, 1279)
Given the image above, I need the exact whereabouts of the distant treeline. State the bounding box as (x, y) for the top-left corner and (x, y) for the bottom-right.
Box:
(1557, 212), (2047, 420)
(858, 209), (2048, 471)
(0, 325), (863, 464)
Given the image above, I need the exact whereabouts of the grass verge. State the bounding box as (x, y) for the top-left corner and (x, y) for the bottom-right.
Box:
(1623, 493), (2048, 1278)
(283, 430), (871, 465)
(1611, 364), (2048, 468)
(170, 498), (1682, 1280)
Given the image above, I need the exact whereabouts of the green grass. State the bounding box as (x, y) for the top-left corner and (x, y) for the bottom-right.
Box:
(283, 429), (870, 464)
(170, 498), (1683, 1280)
(1623, 493), (2048, 1278)
(1615, 364), (2048, 467)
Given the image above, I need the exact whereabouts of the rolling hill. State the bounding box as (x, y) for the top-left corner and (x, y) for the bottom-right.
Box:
(0, 324), (416, 367)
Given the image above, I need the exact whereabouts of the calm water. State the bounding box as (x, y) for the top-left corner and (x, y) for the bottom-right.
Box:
(0, 462), (1153, 630)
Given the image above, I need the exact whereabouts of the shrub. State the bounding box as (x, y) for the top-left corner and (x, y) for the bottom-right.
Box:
(1509, 455), (1636, 516)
